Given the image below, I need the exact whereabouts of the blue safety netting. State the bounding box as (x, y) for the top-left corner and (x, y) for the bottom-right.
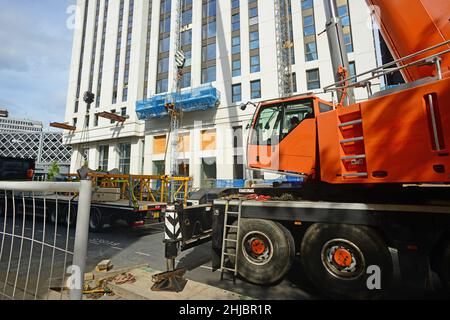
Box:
(136, 84), (220, 120)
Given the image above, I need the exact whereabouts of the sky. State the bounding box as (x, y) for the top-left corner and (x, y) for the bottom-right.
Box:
(0, 0), (76, 128)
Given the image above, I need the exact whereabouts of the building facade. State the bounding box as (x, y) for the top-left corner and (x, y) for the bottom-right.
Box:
(0, 111), (72, 175)
(65, 0), (381, 187)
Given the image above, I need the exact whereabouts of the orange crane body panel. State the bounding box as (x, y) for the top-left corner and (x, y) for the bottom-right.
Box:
(319, 77), (450, 184)
(367, 0), (450, 81)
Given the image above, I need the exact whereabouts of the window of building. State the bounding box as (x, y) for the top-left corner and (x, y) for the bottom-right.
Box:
(119, 143), (131, 174)
(232, 83), (242, 103)
(181, 71), (191, 88)
(181, 30), (192, 46)
(249, 31), (259, 50)
(94, 114), (99, 127)
(306, 69), (320, 90)
(201, 65), (216, 83)
(343, 33), (353, 53)
(292, 72), (297, 92)
(160, 15), (171, 33)
(158, 56), (170, 73)
(98, 145), (109, 171)
(202, 43), (216, 61)
(161, 0), (171, 14)
(303, 15), (315, 36)
(159, 37), (170, 53)
(232, 13), (240, 31)
(232, 59), (241, 77)
(121, 107), (127, 116)
(348, 61), (356, 83)
(184, 50), (192, 66)
(250, 55), (260, 73)
(232, 35), (240, 54)
(305, 40), (318, 61)
(250, 80), (261, 99)
(249, 7), (258, 25)
(202, 20), (216, 40)
(301, 0), (313, 9)
(156, 78), (169, 93)
(85, 115), (90, 128)
(182, 9), (192, 26)
(153, 160), (165, 175)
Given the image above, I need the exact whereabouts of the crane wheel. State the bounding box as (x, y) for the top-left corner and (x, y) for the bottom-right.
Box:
(436, 240), (450, 292)
(226, 219), (295, 285)
(300, 223), (393, 299)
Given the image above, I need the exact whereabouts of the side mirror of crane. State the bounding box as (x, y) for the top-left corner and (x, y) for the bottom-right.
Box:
(240, 103), (247, 111)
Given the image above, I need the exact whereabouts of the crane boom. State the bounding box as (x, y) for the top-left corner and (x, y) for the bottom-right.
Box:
(366, 0), (450, 82)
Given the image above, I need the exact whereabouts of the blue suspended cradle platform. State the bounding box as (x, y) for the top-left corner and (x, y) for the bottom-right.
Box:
(136, 84), (221, 120)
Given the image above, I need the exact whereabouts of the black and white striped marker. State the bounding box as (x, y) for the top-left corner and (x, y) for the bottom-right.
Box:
(164, 204), (182, 242)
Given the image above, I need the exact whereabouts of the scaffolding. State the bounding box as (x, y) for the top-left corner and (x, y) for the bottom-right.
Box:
(274, 0), (295, 98)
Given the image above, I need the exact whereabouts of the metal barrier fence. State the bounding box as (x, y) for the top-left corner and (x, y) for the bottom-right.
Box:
(0, 181), (92, 300)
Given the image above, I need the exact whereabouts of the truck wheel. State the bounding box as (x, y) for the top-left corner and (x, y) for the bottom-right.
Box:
(437, 241), (450, 292)
(300, 223), (393, 299)
(226, 219), (295, 285)
(89, 208), (104, 233)
(62, 205), (77, 227)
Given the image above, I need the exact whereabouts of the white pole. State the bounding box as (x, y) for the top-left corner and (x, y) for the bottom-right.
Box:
(70, 179), (91, 300)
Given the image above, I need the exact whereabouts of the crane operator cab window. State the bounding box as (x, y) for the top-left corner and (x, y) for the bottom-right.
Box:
(251, 99), (314, 146)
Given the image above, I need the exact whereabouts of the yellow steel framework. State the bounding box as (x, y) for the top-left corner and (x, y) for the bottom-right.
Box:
(64, 173), (192, 205)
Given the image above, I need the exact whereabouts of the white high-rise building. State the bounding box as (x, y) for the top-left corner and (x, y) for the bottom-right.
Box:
(65, 0), (381, 188)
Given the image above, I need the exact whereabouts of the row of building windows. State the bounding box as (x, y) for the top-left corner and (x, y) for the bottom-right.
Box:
(94, 143), (130, 173)
(112, 0), (125, 105)
(87, 0), (101, 114)
(201, 0), (217, 84)
(156, 0), (171, 94)
(143, 1), (153, 99)
(231, 79), (261, 102)
(230, 61), (356, 103)
(122, 0), (135, 102)
(96, 0), (109, 109)
(74, 0), (89, 113)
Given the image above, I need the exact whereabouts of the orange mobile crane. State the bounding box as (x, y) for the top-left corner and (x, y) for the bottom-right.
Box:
(173, 0), (450, 299)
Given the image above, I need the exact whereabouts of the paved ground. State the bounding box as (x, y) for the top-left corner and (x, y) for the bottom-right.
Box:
(1, 216), (449, 300)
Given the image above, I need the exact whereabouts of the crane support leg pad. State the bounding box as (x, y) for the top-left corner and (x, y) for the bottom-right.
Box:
(151, 268), (188, 293)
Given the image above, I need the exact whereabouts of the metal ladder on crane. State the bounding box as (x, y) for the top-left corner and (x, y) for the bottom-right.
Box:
(220, 199), (243, 282)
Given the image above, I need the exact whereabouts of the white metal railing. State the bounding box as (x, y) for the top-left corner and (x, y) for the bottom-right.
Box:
(0, 181), (91, 300)
(323, 40), (450, 96)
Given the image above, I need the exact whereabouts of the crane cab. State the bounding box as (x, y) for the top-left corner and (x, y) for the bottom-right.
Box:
(247, 95), (333, 179)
